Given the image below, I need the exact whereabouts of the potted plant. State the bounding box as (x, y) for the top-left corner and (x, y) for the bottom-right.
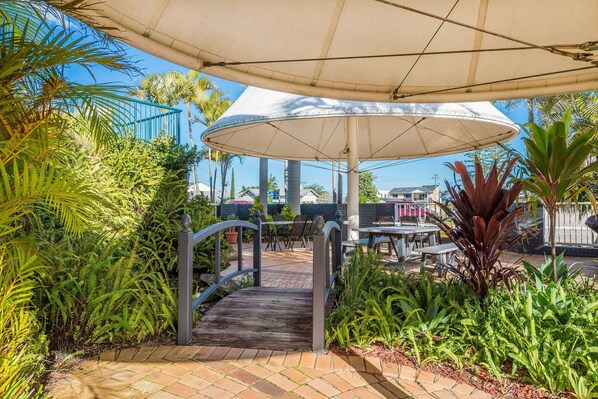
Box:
(224, 214), (239, 244)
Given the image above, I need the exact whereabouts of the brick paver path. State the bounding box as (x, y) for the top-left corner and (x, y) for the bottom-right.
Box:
(49, 248), (594, 398)
(50, 345), (490, 398)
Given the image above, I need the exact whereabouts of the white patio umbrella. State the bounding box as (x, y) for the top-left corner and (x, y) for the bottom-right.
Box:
(68, 0), (598, 102)
(202, 87), (519, 239)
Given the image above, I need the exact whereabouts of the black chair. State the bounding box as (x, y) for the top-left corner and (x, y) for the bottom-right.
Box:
(260, 215), (283, 251)
(280, 215), (308, 251)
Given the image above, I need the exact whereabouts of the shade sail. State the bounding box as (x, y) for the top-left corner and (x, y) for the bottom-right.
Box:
(201, 87), (519, 161)
(70, 0), (598, 102)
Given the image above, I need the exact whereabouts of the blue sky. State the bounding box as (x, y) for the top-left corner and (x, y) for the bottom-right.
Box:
(68, 45), (530, 193)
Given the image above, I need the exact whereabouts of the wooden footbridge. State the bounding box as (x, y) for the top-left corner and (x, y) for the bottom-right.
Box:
(177, 212), (342, 352)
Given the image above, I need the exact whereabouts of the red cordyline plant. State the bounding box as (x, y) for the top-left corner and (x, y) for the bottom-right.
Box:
(429, 159), (525, 298)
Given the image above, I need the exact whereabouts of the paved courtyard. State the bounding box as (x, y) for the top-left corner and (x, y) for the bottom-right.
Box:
(49, 246), (596, 398)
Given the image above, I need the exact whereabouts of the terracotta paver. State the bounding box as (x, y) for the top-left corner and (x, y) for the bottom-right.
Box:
(49, 345), (489, 398)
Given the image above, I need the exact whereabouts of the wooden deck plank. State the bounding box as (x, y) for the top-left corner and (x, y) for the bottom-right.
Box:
(193, 287), (330, 351)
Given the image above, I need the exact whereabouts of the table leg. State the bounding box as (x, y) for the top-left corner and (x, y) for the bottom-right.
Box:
(367, 233), (374, 251)
(429, 232), (437, 246)
(395, 235), (406, 263)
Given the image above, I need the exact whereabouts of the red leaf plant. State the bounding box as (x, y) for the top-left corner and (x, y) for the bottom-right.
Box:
(429, 160), (525, 298)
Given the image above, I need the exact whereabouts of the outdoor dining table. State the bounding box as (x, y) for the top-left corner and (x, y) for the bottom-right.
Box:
(357, 225), (440, 262)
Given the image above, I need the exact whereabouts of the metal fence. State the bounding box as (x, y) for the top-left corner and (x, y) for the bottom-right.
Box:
(547, 202), (597, 247)
(117, 97), (182, 143)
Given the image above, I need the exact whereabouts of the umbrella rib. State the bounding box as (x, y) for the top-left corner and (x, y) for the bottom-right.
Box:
(353, 117), (426, 169)
(265, 122), (338, 161)
(373, 0), (591, 62)
(203, 46), (533, 67)
(393, 0), (460, 95)
(319, 118), (344, 161)
(416, 124), (473, 147)
(358, 133), (512, 172)
(394, 66), (597, 100)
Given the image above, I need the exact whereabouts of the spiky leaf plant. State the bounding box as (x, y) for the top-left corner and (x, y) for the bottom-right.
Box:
(430, 160), (525, 297)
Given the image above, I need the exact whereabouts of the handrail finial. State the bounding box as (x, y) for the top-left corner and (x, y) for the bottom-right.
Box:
(314, 216), (325, 235)
(181, 214), (192, 232)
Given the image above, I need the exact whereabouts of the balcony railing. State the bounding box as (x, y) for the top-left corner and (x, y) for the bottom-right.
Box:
(116, 97), (182, 143)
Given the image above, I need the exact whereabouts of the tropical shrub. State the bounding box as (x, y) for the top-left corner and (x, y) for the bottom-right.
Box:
(518, 111), (598, 279)
(39, 237), (176, 351)
(327, 252), (598, 398)
(430, 160), (525, 297)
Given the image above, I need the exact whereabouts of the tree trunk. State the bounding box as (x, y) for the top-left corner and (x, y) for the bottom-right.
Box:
(187, 103), (200, 189)
(208, 148), (214, 203)
(549, 210), (557, 282)
(526, 98), (535, 124)
(220, 163), (227, 204)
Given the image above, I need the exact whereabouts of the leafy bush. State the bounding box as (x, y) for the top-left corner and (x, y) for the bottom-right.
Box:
(280, 205), (296, 221)
(328, 253), (598, 398)
(39, 237), (176, 351)
(0, 245), (47, 399)
(35, 134), (221, 349)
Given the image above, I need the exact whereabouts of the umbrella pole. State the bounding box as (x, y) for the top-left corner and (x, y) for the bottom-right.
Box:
(259, 158), (268, 215)
(347, 116), (359, 240)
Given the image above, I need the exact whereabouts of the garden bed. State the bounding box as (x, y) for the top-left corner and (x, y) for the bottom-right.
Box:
(334, 345), (570, 399)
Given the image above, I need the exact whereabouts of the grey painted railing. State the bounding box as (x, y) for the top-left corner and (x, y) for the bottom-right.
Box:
(177, 212), (262, 345)
(312, 211), (343, 353)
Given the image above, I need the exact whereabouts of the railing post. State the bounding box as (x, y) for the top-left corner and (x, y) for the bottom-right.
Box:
(215, 231), (221, 283)
(178, 214), (194, 345)
(253, 211), (262, 287)
(237, 226), (243, 271)
(333, 210), (343, 279)
(312, 216), (326, 353)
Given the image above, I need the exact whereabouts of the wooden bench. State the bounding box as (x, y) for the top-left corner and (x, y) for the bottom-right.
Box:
(342, 237), (391, 254)
(412, 243), (459, 276)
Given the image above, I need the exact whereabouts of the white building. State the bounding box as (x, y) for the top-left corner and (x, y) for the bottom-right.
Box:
(386, 185), (441, 202)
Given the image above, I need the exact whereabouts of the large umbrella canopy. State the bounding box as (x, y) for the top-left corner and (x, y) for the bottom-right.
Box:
(202, 87), (519, 160)
(202, 86), (518, 240)
(69, 0), (598, 102)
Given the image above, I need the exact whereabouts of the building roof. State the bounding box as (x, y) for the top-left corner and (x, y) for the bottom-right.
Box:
(389, 185), (438, 195)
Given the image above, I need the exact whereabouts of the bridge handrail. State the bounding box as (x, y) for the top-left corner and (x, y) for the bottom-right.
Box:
(177, 212), (262, 345)
(312, 211), (343, 353)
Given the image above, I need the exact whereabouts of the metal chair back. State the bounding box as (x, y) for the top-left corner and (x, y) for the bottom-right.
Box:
(289, 214), (309, 238)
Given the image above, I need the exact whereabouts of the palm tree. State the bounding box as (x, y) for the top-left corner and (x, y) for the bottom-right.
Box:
(1, 0), (132, 237)
(164, 70), (214, 189)
(132, 71), (213, 189)
(129, 73), (179, 107)
(194, 90), (237, 203)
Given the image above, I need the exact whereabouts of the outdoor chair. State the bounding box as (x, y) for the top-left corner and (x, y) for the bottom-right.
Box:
(260, 214), (283, 251)
(280, 215), (308, 251)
